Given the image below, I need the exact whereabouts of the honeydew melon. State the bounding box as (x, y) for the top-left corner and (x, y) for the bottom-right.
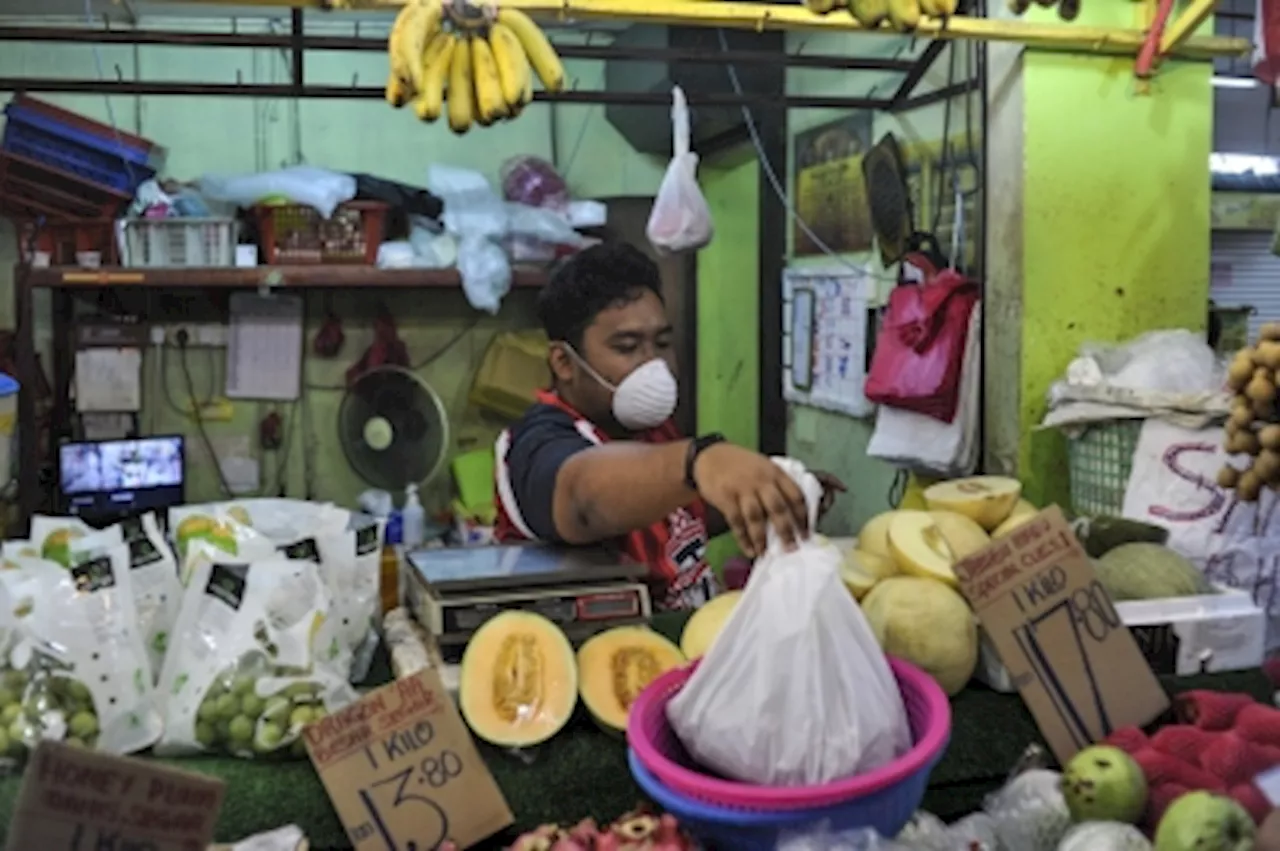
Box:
(458, 611), (578, 748)
(928, 511), (991, 561)
(840, 549), (898, 600)
(576, 627), (684, 734)
(888, 511), (958, 587)
(679, 591), (742, 659)
(924, 476), (1023, 531)
(857, 512), (897, 560)
(861, 576), (978, 696)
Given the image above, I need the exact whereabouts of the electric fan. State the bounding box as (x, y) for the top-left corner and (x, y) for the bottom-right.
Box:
(337, 366), (449, 491)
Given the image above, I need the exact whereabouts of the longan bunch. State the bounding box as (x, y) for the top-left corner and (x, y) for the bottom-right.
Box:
(1220, 322), (1280, 502)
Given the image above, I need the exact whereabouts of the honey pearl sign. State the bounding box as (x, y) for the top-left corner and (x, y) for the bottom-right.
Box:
(952, 506), (1169, 764)
(4, 740), (225, 851)
(303, 669), (512, 851)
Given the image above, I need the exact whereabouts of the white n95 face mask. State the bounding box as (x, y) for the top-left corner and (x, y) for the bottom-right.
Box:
(565, 347), (679, 430)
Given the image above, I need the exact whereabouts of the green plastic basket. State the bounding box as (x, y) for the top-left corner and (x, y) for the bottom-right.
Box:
(1066, 419), (1144, 516)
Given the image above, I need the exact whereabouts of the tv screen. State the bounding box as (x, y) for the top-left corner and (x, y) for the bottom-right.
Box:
(58, 435), (185, 518)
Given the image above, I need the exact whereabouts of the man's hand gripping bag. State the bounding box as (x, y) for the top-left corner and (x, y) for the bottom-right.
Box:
(666, 458), (912, 786)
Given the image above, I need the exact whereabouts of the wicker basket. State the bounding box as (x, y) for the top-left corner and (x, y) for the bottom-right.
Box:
(1066, 419), (1144, 516)
(253, 201), (386, 265)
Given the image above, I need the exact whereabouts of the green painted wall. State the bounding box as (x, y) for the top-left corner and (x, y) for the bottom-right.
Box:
(982, 0), (1213, 507)
(785, 35), (978, 536)
(696, 149), (760, 567)
(1018, 56), (1210, 507)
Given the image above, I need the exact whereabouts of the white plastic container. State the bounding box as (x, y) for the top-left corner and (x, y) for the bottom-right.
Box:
(977, 583), (1267, 691)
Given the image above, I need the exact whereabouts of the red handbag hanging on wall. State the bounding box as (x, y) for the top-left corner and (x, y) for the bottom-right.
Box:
(864, 267), (979, 423)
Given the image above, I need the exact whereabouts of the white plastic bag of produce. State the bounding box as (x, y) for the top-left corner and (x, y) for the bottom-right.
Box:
(646, 86), (713, 255)
(28, 514), (106, 568)
(154, 553), (356, 759)
(315, 517), (385, 682)
(667, 458), (911, 785)
(1, 539), (162, 755)
(270, 507), (384, 683)
(118, 513), (181, 678)
(168, 504), (276, 585)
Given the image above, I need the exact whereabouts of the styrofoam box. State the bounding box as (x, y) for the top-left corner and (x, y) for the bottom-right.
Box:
(976, 584), (1266, 692)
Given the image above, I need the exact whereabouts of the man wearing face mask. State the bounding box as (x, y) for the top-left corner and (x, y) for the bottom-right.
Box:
(495, 243), (845, 610)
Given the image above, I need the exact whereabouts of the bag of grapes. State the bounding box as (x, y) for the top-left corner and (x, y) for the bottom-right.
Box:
(0, 536), (162, 755)
(117, 513), (181, 678)
(315, 516), (385, 682)
(155, 552), (356, 759)
(274, 508), (385, 683)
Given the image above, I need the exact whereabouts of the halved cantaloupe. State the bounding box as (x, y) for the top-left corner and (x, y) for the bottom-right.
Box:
(840, 549), (898, 599)
(888, 510), (958, 587)
(679, 591), (742, 659)
(857, 512), (898, 560)
(458, 611), (577, 748)
(924, 476), (1023, 531)
(992, 510), (1037, 540)
(577, 627), (684, 734)
(928, 511), (991, 561)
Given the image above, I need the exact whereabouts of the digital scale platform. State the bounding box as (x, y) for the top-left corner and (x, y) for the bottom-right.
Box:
(404, 544), (652, 659)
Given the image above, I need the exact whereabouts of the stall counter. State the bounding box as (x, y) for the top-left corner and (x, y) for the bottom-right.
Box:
(0, 613), (1270, 849)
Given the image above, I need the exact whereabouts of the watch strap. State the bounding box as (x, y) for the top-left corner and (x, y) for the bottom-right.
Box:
(684, 433), (727, 492)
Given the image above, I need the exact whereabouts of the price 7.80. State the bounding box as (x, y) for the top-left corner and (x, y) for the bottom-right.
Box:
(351, 750), (465, 851)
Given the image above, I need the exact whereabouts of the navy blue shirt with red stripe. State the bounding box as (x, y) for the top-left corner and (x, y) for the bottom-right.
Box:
(495, 391), (716, 610)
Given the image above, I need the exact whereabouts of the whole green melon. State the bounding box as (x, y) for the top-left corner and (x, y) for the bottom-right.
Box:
(1095, 543), (1212, 602)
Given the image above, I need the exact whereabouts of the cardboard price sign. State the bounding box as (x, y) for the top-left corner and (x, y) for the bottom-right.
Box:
(952, 506), (1169, 763)
(304, 669), (512, 851)
(5, 739), (225, 851)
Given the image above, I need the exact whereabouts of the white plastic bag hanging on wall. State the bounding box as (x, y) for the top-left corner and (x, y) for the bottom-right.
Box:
(646, 86), (714, 254)
(666, 458), (912, 786)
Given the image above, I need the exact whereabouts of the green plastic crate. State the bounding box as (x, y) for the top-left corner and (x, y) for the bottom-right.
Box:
(1067, 419), (1144, 516)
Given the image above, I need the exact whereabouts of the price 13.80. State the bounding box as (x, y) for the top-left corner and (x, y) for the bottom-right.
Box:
(350, 750), (465, 851)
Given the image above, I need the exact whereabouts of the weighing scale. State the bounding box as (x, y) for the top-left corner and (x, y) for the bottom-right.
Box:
(404, 544), (652, 660)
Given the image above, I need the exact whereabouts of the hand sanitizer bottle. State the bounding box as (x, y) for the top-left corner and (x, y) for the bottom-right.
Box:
(402, 483), (425, 550)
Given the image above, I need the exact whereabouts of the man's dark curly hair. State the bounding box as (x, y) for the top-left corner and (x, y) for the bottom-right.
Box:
(537, 242), (664, 347)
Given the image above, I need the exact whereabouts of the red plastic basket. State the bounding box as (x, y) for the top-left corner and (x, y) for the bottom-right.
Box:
(626, 656), (952, 812)
(253, 201), (386, 265)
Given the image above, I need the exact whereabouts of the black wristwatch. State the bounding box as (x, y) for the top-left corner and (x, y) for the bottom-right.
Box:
(684, 433), (727, 492)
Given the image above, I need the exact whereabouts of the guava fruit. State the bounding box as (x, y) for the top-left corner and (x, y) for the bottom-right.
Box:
(1154, 791), (1255, 851)
(1061, 745), (1148, 824)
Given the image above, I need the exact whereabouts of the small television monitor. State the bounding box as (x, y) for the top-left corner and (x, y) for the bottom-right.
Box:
(58, 435), (185, 519)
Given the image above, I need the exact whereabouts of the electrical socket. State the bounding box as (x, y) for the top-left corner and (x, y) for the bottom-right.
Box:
(166, 323), (228, 347)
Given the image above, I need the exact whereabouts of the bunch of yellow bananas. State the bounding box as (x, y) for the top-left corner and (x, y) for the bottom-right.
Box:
(384, 0), (566, 134)
(803, 0), (957, 31)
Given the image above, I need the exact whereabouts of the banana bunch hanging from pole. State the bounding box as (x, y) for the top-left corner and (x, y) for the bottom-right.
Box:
(803, 0), (957, 32)
(384, 0), (567, 134)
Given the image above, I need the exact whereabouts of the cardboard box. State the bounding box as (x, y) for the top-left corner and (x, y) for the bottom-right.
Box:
(977, 583), (1266, 692)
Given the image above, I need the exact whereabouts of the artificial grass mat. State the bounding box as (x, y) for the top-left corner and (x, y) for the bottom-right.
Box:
(0, 614), (1270, 849)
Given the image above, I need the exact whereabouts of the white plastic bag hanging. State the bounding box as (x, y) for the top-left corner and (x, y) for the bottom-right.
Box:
(646, 86), (714, 254)
(666, 458), (912, 786)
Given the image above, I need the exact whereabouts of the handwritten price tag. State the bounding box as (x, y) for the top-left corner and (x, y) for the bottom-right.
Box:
(304, 669), (512, 851)
(4, 739), (225, 851)
(953, 505), (1169, 763)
